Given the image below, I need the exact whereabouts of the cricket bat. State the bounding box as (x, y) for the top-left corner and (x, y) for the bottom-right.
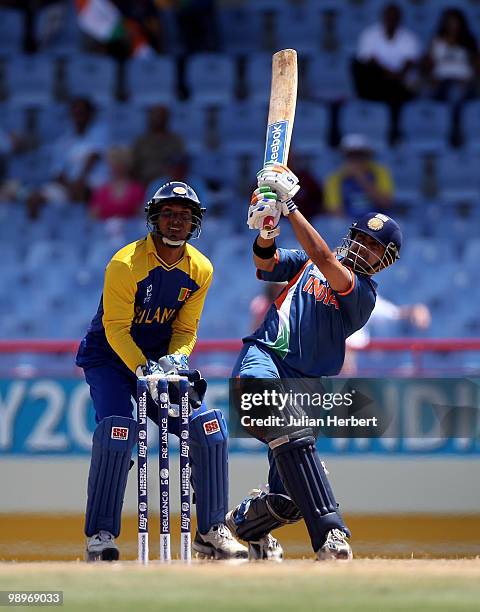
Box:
(262, 48), (298, 230)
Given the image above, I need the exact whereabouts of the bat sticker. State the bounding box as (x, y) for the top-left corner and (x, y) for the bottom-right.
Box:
(264, 119), (289, 165)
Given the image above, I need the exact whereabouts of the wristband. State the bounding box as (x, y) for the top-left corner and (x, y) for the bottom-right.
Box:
(253, 236), (277, 259)
(284, 199), (298, 214)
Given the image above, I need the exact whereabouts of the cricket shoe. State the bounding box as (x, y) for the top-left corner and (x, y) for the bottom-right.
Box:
(192, 523), (248, 560)
(225, 509), (283, 562)
(247, 533), (283, 561)
(316, 529), (353, 561)
(85, 530), (120, 562)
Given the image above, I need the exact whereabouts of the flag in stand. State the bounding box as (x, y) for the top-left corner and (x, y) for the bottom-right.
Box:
(75, 0), (153, 57)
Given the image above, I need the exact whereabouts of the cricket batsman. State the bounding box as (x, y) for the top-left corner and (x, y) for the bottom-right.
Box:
(226, 163), (402, 561)
(76, 181), (247, 561)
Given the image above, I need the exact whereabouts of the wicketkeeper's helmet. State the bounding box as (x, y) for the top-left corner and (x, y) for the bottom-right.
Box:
(145, 181), (205, 240)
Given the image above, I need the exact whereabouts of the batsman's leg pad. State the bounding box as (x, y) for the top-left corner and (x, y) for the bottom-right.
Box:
(85, 416), (138, 538)
(233, 491), (302, 542)
(271, 436), (349, 552)
(189, 409), (228, 534)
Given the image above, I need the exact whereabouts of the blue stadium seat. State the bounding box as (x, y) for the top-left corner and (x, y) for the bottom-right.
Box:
(308, 149), (342, 185)
(0, 105), (26, 135)
(191, 151), (235, 183)
(7, 149), (52, 188)
(218, 8), (263, 54)
(402, 0), (440, 40)
(244, 54), (274, 104)
(185, 54), (235, 105)
(23, 240), (79, 275)
(463, 239), (480, 264)
(400, 101), (450, 152)
(306, 52), (352, 102)
(276, 5), (320, 54)
(436, 150), (480, 205)
(169, 103), (208, 155)
(35, 104), (70, 141)
(381, 147), (425, 204)
(336, 1), (380, 53)
(400, 237), (454, 266)
(126, 57), (176, 105)
(312, 215), (351, 249)
(293, 102), (328, 155)
(99, 103), (146, 145)
(6, 55), (55, 107)
(339, 101), (389, 150)
(462, 100), (480, 150)
(244, 0), (284, 9)
(66, 54), (117, 104)
(0, 9), (23, 53)
(216, 103), (265, 154)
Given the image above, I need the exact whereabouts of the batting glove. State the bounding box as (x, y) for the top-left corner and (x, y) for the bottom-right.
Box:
(257, 162), (300, 203)
(247, 187), (281, 238)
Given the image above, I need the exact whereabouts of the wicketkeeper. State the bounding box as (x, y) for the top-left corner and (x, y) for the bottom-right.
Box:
(226, 163), (402, 561)
(77, 181), (247, 561)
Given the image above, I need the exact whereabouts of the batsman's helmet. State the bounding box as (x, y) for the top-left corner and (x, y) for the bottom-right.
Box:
(336, 212), (402, 275)
(145, 181), (205, 240)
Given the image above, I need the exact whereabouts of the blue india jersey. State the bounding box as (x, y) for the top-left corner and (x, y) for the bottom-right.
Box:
(243, 248), (377, 377)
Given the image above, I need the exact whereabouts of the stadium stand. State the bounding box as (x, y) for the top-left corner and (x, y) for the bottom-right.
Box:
(0, 0), (478, 377)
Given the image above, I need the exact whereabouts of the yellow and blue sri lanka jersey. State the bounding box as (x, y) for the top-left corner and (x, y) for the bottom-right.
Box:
(243, 248), (377, 377)
(76, 233), (213, 373)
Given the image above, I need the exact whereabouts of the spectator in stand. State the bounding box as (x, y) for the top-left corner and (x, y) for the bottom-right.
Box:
(26, 97), (109, 218)
(131, 105), (186, 187)
(352, 2), (422, 142)
(324, 134), (393, 218)
(423, 7), (480, 147)
(289, 152), (325, 222)
(89, 145), (145, 220)
(342, 296), (431, 375)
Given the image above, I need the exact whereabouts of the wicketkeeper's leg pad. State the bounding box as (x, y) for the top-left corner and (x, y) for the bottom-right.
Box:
(85, 416), (138, 538)
(189, 409), (228, 535)
(271, 435), (350, 552)
(232, 491), (302, 542)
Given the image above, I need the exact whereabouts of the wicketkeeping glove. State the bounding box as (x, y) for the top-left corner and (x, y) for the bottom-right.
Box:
(136, 359), (165, 403)
(157, 353), (189, 375)
(247, 187), (281, 239)
(257, 162), (300, 203)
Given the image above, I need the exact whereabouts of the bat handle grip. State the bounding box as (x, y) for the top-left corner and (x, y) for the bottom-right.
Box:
(262, 216), (275, 231)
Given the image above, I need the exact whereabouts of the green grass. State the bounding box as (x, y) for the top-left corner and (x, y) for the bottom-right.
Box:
(1, 560), (480, 611)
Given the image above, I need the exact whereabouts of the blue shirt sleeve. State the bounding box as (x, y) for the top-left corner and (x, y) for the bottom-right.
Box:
(257, 248), (310, 283)
(334, 272), (377, 336)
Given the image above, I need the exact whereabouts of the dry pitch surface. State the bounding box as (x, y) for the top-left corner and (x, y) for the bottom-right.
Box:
(1, 560), (480, 611)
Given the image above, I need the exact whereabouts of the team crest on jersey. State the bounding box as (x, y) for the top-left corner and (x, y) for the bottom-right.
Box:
(144, 284), (153, 304)
(178, 287), (192, 302)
